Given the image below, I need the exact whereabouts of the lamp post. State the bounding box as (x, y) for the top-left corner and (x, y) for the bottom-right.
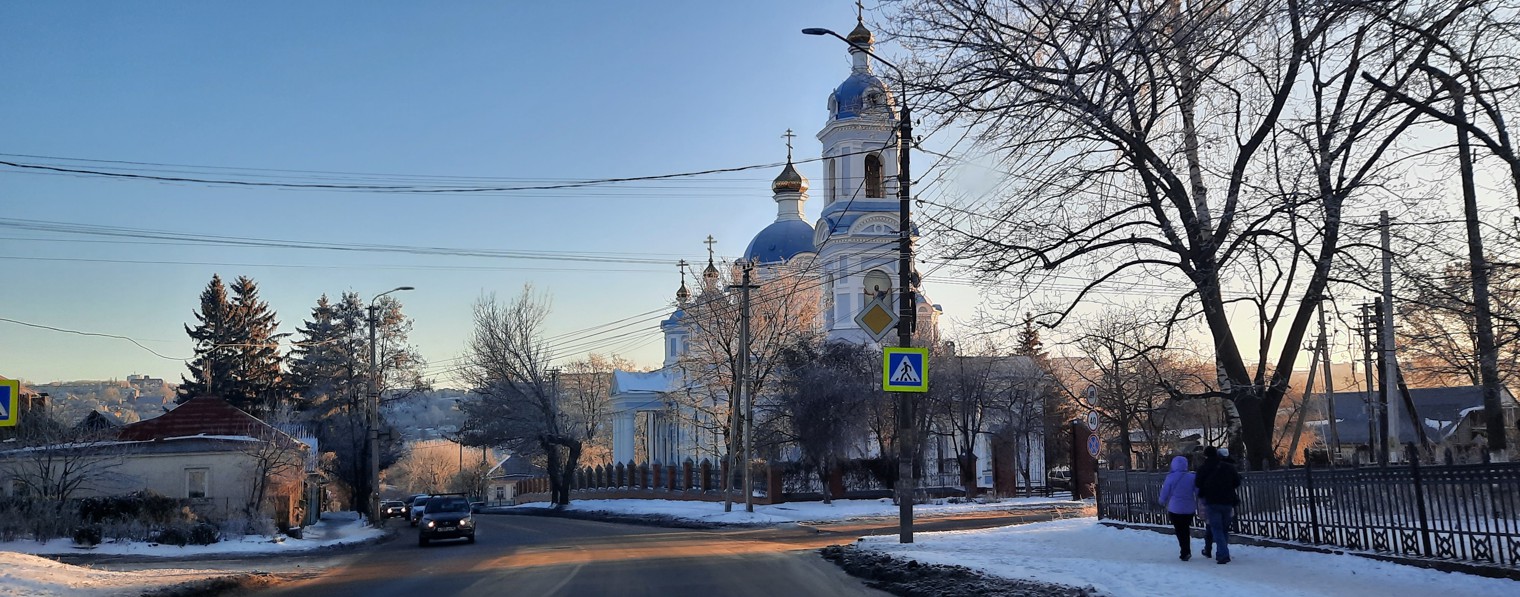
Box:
(803, 25), (916, 543)
(368, 285), (413, 524)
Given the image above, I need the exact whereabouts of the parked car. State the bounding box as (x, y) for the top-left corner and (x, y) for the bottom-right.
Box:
(1047, 467), (1072, 491)
(408, 496), (431, 526)
(381, 500), (407, 519)
(418, 494), (475, 546)
(404, 493), (428, 516)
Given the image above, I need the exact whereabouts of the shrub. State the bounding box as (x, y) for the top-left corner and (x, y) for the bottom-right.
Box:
(153, 526), (189, 547)
(73, 525), (103, 546)
(188, 522), (219, 546)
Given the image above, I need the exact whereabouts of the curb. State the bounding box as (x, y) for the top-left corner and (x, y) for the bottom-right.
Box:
(1100, 521), (1520, 581)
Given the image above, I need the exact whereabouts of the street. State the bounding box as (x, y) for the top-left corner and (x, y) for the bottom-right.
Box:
(251, 514), (890, 597)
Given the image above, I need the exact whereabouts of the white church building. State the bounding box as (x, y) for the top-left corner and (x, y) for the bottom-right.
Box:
(607, 17), (1041, 492)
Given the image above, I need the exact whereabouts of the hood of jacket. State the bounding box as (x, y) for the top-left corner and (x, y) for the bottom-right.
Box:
(1169, 455), (1190, 473)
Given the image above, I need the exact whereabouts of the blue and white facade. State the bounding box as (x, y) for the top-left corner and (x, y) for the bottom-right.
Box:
(609, 18), (942, 465)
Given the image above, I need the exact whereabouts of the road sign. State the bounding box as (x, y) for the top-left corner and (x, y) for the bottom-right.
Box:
(854, 295), (899, 343)
(883, 347), (929, 393)
(0, 379), (18, 427)
(1087, 434), (1100, 458)
(1086, 411), (1099, 432)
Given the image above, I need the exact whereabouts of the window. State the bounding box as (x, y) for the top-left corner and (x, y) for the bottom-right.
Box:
(186, 468), (208, 499)
(864, 154), (883, 198)
(825, 158), (837, 204)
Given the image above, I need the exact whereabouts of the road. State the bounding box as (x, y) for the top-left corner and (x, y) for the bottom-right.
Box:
(252, 515), (887, 597)
(248, 507), (1085, 597)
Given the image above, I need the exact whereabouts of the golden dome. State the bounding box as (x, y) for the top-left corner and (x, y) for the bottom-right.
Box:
(771, 161), (809, 194)
(846, 21), (874, 46)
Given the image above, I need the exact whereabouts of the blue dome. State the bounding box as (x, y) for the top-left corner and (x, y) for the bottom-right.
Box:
(744, 219), (815, 264)
(831, 72), (893, 120)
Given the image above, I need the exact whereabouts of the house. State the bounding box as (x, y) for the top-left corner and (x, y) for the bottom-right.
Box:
(1311, 385), (1519, 463)
(483, 455), (545, 505)
(0, 396), (311, 528)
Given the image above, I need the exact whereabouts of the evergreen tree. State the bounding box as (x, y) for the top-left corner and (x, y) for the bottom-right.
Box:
(229, 276), (288, 416)
(179, 275), (238, 401)
(289, 294), (363, 412)
(178, 275), (289, 417)
(1015, 312), (1046, 360)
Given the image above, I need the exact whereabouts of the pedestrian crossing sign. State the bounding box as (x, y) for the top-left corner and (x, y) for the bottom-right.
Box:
(883, 347), (929, 393)
(0, 379), (18, 427)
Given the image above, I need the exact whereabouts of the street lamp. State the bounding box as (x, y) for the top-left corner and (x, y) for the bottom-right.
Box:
(368, 285), (413, 524)
(804, 25), (917, 543)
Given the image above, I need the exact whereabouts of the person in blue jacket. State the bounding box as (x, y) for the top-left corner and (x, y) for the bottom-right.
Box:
(1157, 455), (1198, 561)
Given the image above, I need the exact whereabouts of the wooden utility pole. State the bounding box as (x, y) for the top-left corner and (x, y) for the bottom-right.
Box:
(1318, 306), (1340, 465)
(1380, 212), (1400, 463)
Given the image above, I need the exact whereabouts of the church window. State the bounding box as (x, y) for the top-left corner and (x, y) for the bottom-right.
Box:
(826, 158), (837, 204)
(864, 154), (883, 198)
(863, 270), (892, 298)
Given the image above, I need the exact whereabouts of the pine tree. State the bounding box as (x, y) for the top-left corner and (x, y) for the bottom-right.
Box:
(177, 275), (289, 417)
(289, 294), (363, 413)
(179, 275), (237, 401)
(1015, 312), (1046, 360)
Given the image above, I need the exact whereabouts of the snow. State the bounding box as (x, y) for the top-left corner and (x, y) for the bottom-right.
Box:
(0, 511), (383, 558)
(0, 551), (225, 597)
(858, 518), (1519, 597)
(500, 496), (1086, 525)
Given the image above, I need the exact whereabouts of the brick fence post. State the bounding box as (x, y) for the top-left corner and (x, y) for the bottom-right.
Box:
(768, 464), (785, 504)
(683, 458), (694, 491)
(700, 459), (713, 491)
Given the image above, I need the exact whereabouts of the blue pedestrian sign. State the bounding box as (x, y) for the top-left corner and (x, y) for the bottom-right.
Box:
(1087, 434), (1101, 458)
(883, 347), (929, 393)
(0, 379), (18, 427)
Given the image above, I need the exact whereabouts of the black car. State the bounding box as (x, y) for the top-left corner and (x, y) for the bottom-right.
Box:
(418, 494), (475, 546)
(381, 500), (407, 519)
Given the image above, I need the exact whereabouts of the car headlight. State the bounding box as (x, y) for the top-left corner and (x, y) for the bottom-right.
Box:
(425, 520), (435, 528)
(459, 517), (473, 527)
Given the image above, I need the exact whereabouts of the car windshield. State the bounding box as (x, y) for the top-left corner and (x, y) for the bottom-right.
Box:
(427, 499), (469, 513)
(412, 498), (430, 509)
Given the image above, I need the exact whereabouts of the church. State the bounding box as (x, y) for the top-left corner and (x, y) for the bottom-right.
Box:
(607, 17), (1041, 494)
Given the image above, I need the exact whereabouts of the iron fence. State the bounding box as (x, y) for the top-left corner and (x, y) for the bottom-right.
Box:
(1097, 461), (1520, 569)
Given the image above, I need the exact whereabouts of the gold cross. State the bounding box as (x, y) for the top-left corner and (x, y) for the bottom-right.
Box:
(782, 128), (795, 160)
(857, 0), (864, 22)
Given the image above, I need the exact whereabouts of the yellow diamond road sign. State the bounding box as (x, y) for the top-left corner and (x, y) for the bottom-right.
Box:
(855, 295), (899, 343)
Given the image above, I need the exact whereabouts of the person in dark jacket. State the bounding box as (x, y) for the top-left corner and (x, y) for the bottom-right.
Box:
(1157, 455), (1198, 561)
(1195, 446), (1218, 558)
(1195, 447), (1241, 564)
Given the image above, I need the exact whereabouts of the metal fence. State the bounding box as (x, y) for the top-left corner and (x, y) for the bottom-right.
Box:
(1097, 461), (1520, 569)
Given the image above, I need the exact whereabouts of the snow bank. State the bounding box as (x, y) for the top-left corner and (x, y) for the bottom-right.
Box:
(858, 518), (1518, 597)
(0, 551), (222, 597)
(0, 511), (382, 558)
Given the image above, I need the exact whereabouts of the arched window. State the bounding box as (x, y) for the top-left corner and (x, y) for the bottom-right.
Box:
(864, 154), (883, 198)
(826, 158), (837, 204)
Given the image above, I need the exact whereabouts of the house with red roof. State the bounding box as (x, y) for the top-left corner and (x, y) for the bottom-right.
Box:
(0, 396), (313, 528)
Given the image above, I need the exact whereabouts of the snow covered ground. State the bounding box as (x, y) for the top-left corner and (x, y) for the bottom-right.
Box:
(0, 551), (229, 597)
(0, 512), (383, 596)
(501, 496), (1086, 525)
(858, 518), (1519, 597)
(0, 511), (384, 558)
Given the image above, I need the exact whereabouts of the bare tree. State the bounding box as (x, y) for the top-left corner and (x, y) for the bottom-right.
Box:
(0, 411), (125, 504)
(556, 354), (631, 467)
(458, 286), (580, 506)
(236, 405), (308, 525)
(889, 0), (1453, 467)
(772, 339), (877, 503)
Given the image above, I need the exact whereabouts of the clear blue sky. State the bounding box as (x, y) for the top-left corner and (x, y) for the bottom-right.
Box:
(0, 1), (988, 385)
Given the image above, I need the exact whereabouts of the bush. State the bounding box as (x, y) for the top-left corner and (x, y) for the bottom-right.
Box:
(73, 525), (103, 546)
(188, 522), (219, 545)
(153, 526), (189, 546)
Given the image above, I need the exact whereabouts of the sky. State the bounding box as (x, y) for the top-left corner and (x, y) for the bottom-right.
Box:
(0, 1), (999, 385)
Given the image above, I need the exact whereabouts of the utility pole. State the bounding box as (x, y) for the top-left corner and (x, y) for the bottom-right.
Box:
(1318, 306), (1340, 465)
(730, 263), (758, 513)
(1356, 301), (1381, 464)
(367, 286), (412, 525)
(1379, 211), (1400, 464)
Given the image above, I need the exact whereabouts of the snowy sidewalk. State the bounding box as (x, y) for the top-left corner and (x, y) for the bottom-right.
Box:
(858, 518), (1518, 597)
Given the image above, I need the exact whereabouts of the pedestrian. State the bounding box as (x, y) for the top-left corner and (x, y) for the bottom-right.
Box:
(1156, 454), (1198, 561)
(1196, 446), (1242, 564)
(1195, 446), (1218, 558)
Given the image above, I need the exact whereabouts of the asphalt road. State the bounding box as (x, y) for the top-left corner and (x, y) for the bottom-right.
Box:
(252, 514), (891, 597)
